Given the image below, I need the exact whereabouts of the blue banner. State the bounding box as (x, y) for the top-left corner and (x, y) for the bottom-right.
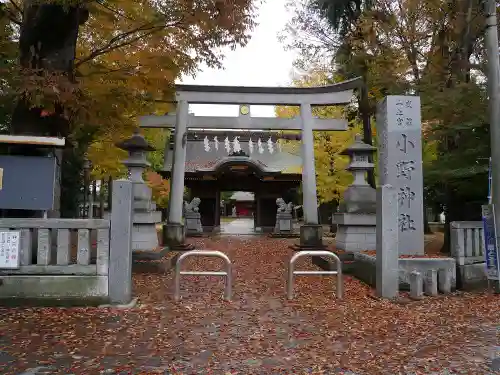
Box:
(481, 204), (500, 280)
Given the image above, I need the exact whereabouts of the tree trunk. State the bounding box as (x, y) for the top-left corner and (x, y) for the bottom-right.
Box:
(8, 2), (88, 218)
(11, 1), (88, 137)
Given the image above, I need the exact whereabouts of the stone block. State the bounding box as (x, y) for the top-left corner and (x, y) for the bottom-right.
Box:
(376, 184), (399, 299)
(438, 268), (452, 294)
(342, 185), (377, 213)
(185, 212), (203, 235)
(165, 223), (185, 247)
(409, 271), (423, 300)
(133, 211), (162, 224)
(335, 212), (377, 252)
(333, 213), (376, 226)
(457, 263), (488, 290)
(424, 269), (438, 296)
(275, 213), (293, 233)
(0, 275), (108, 299)
(133, 200), (155, 211)
(133, 183), (152, 200)
(398, 258), (456, 290)
(131, 225), (159, 251)
(349, 253), (458, 291)
(299, 224), (323, 248)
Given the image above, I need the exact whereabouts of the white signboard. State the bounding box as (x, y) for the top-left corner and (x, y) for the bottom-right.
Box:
(0, 231), (21, 269)
(377, 96), (424, 255)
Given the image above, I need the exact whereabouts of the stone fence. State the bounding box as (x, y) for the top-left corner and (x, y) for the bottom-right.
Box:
(450, 221), (484, 266)
(0, 180), (134, 306)
(450, 221), (486, 288)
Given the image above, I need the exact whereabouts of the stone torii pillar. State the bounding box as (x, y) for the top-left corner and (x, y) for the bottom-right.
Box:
(165, 100), (194, 250)
(292, 103), (325, 250)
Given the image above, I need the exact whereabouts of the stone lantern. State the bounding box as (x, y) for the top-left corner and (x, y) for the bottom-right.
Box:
(115, 130), (162, 256)
(333, 134), (377, 252)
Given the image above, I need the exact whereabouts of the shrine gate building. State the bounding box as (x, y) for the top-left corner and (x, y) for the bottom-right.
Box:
(161, 123), (303, 232)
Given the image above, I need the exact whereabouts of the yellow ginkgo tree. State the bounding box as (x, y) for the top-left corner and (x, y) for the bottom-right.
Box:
(276, 69), (361, 204)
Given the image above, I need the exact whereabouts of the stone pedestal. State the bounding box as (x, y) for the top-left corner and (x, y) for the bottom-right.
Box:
(185, 212), (203, 237)
(275, 212), (292, 232)
(291, 224), (326, 250)
(271, 212), (298, 238)
(131, 184), (162, 251)
(165, 223), (194, 251)
(334, 213), (376, 252)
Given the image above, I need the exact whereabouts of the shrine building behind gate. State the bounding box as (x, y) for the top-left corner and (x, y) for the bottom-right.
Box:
(161, 129), (302, 232)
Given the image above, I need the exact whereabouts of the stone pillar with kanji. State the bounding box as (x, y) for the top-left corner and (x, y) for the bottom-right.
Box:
(376, 96), (424, 255)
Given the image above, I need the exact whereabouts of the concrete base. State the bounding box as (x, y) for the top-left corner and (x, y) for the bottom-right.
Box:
(347, 253), (457, 291)
(105, 211), (162, 252)
(132, 224), (159, 251)
(274, 213), (292, 231)
(290, 224), (326, 251)
(334, 213), (376, 252)
(342, 185), (377, 213)
(0, 275), (108, 301)
(269, 232), (300, 238)
(457, 262), (488, 290)
(132, 247), (170, 261)
(164, 223), (194, 251)
(272, 213), (297, 237)
(185, 213), (203, 237)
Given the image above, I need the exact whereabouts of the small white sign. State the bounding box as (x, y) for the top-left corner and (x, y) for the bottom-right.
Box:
(0, 231), (21, 269)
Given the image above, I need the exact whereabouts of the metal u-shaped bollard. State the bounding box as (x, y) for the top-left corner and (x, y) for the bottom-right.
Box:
(287, 250), (343, 300)
(174, 250), (233, 301)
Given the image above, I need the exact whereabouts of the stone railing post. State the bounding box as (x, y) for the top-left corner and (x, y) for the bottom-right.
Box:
(376, 184), (399, 299)
(109, 179), (134, 305)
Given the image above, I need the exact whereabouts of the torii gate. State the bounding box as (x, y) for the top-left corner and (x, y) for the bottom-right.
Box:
(139, 77), (366, 249)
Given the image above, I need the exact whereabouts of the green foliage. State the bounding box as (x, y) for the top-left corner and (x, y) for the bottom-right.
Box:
(220, 191), (233, 201)
(283, 0), (491, 216)
(144, 129), (169, 172)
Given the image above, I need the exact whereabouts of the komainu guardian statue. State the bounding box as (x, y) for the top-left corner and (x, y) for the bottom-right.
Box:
(274, 198), (293, 235)
(276, 198), (293, 214)
(183, 197), (201, 214)
(183, 197), (202, 236)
